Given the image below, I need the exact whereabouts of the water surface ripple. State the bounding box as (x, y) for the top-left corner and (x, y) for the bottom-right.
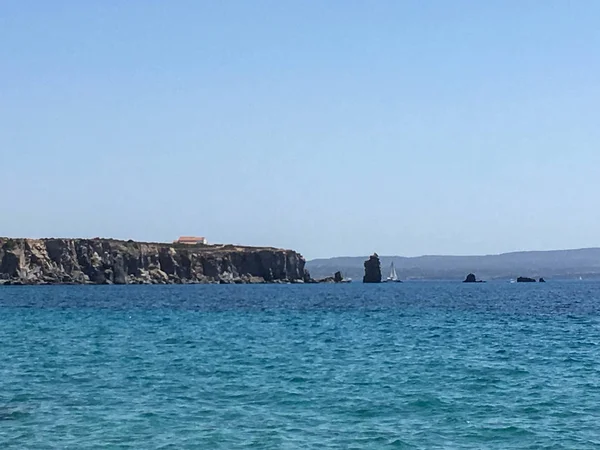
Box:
(1, 282), (599, 449)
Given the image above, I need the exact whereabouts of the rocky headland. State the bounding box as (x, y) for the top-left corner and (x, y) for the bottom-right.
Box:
(0, 238), (309, 285)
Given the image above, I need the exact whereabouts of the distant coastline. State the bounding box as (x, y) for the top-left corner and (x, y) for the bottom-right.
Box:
(307, 248), (600, 281)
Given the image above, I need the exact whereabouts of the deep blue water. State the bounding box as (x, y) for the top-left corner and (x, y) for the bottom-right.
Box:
(1, 282), (600, 449)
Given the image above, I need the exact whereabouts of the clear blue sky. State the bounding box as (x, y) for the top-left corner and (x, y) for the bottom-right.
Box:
(2, 1), (599, 259)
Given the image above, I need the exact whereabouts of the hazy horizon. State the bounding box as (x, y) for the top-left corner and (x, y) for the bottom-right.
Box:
(308, 246), (600, 261)
(307, 247), (600, 280)
(2, 1), (599, 260)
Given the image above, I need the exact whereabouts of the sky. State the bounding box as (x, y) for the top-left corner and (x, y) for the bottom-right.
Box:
(1, 1), (600, 259)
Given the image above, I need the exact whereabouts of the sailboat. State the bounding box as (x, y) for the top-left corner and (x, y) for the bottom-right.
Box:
(386, 262), (402, 282)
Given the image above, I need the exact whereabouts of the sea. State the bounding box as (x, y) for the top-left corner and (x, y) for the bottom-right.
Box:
(1, 282), (599, 449)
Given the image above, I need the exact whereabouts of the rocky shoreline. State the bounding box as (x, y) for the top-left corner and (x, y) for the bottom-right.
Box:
(0, 238), (310, 285)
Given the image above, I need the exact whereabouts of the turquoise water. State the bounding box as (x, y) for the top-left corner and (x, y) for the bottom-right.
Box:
(1, 283), (600, 449)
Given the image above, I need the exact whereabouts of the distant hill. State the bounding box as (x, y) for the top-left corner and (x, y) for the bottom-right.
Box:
(306, 248), (600, 281)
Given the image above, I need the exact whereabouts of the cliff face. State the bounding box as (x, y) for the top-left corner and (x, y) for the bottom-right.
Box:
(0, 238), (309, 285)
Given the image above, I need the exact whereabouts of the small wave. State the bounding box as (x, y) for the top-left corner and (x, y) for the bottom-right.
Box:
(388, 437), (418, 448)
(407, 396), (448, 409)
(480, 424), (537, 437)
(289, 376), (309, 383)
(0, 407), (29, 421)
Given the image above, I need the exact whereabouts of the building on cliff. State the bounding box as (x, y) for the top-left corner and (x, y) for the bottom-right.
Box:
(175, 236), (207, 245)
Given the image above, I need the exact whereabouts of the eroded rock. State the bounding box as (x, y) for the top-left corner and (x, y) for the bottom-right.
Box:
(363, 253), (382, 283)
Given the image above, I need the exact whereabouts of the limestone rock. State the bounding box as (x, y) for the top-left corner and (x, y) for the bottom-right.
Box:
(363, 253), (382, 283)
(0, 238), (308, 285)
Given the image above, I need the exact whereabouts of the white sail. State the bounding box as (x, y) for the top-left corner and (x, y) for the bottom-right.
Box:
(388, 262), (398, 281)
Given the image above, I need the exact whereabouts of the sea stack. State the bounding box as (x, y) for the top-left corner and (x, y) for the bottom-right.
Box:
(363, 253), (382, 283)
(463, 273), (478, 283)
(334, 271), (343, 283)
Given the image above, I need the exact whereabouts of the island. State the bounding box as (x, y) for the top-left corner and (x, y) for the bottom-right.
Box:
(0, 238), (309, 285)
(516, 277), (537, 283)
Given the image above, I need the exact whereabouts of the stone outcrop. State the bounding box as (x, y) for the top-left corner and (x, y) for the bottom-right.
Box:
(363, 253), (381, 283)
(539, 277), (546, 283)
(463, 273), (477, 283)
(314, 271), (346, 284)
(316, 276), (336, 283)
(0, 238), (309, 285)
(314, 271), (349, 283)
(517, 276), (536, 283)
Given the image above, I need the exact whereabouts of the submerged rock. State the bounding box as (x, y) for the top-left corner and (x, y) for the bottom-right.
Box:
(363, 253), (382, 283)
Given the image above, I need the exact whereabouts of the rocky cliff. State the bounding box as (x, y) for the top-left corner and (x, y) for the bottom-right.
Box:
(0, 238), (309, 285)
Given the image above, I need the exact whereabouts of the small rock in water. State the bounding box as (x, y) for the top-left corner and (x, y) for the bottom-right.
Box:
(463, 273), (477, 283)
(517, 277), (537, 283)
(316, 276), (336, 283)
